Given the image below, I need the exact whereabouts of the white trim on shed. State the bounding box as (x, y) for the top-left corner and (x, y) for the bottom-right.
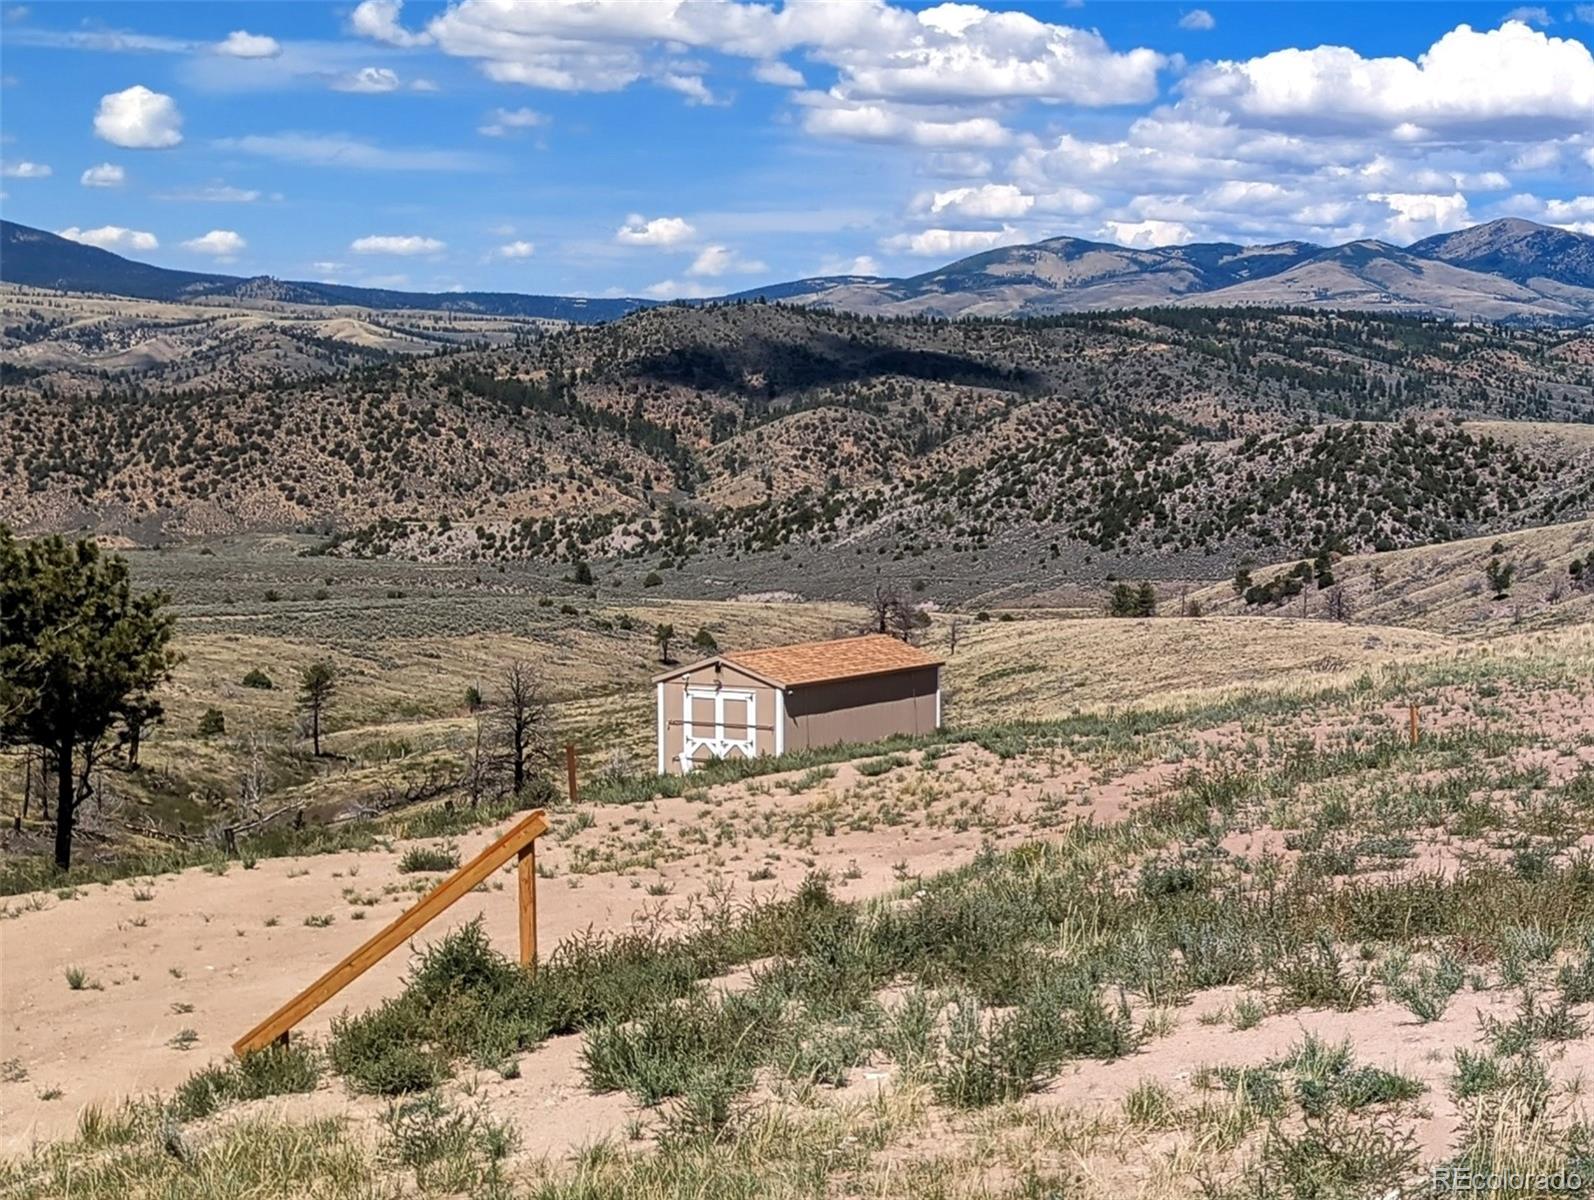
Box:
(655, 682), (666, 775)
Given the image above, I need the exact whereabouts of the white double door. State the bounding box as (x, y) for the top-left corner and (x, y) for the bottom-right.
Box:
(680, 687), (757, 772)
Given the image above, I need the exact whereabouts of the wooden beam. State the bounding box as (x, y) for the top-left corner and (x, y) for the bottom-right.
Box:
(517, 845), (537, 969)
(564, 743), (579, 805)
(232, 808), (549, 1057)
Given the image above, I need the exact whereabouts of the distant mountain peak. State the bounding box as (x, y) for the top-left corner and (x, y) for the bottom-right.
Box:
(1408, 218), (1594, 292)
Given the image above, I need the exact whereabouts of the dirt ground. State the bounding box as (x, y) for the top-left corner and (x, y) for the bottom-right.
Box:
(6, 628), (1594, 1187)
(0, 746), (1065, 1153)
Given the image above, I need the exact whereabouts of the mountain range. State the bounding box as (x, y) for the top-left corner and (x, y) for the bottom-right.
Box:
(0, 221), (648, 322)
(3, 217), (1592, 324)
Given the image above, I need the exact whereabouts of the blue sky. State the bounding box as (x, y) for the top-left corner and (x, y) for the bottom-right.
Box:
(1, 1), (1591, 299)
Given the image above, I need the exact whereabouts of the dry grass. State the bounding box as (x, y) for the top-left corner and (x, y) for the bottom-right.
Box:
(1186, 516), (1594, 636)
(935, 613), (1453, 723)
(7, 597), (1594, 1195)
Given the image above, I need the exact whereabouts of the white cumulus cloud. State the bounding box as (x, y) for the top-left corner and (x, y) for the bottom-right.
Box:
(350, 0), (431, 47)
(57, 225), (158, 252)
(881, 225), (1023, 257)
(921, 183), (1034, 219)
(94, 85), (182, 149)
(181, 229), (247, 258)
(494, 240), (535, 259)
(753, 60), (804, 87)
(801, 101), (1012, 149)
(478, 106), (547, 136)
(641, 279), (716, 299)
(1099, 219), (1197, 248)
(615, 214), (695, 247)
(79, 162), (124, 187)
(1544, 195), (1594, 221)
(815, 253), (882, 276)
(2, 160), (50, 178)
(216, 30), (281, 58)
(1179, 9), (1216, 31)
(1369, 191), (1471, 240)
(1185, 21), (1594, 136)
(659, 72), (715, 105)
(418, 0), (1163, 109)
(350, 234), (446, 255)
(687, 244), (767, 276)
(333, 67), (402, 93)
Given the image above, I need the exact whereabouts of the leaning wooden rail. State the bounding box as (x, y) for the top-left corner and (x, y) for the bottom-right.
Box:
(233, 808), (549, 1057)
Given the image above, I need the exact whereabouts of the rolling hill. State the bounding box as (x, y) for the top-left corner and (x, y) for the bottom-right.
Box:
(771, 223), (1594, 323)
(5, 301), (1594, 598)
(0, 221), (650, 322)
(6, 217), (1593, 325)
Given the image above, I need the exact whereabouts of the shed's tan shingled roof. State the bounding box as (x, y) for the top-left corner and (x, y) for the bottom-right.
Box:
(722, 634), (943, 688)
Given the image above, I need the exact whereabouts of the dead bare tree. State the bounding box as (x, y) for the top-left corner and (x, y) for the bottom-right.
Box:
(1324, 585), (1353, 623)
(119, 697), (163, 768)
(869, 583), (926, 642)
(947, 617), (964, 657)
(495, 661), (550, 798)
(237, 731), (267, 823)
(20, 747), (37, 822)
(461, 712), (502, 809)
(870, 583), (902, 635)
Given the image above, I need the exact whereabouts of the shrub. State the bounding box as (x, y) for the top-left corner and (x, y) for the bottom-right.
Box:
(1107, 581), (1157, 618)
(1276, 931), (1369, 1011)
(1486, 557), (1516, 599)
(380, 1092), (516, 1190)
(398, 845), (460, 874)
(241, 668), (273, 690)
(197, 707), (226, 737)
(581, 992), (760, 1106)
(931, 994), (1049, 1109)
(855, 754), (908, 778)
(1386, 954), (1465, 1023)
(326, 917), (718, 1095)
(170, 1041), (322, 1122)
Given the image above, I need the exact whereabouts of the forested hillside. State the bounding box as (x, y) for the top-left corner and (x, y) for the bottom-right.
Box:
(5, 301), (1593, 579)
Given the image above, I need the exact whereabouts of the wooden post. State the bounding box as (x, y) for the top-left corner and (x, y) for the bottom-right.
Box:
(565, 742), (579, 804)
(232, 808), (548, 1056)
(517, 845), (537, 970)
(1408, 703), (1419, 748)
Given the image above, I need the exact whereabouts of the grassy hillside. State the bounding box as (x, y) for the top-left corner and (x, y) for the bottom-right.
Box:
(1187, 516), (1594, 635)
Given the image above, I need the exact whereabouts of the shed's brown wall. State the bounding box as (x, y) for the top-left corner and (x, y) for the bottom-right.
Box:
(659, 661), (778, 774)
(784, 666), (940, 752)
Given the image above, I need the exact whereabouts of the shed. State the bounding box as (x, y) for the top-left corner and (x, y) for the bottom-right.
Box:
(652, 634), (943, 774)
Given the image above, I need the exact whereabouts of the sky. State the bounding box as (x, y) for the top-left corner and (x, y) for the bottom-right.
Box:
(0, 0), (1591, 299)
